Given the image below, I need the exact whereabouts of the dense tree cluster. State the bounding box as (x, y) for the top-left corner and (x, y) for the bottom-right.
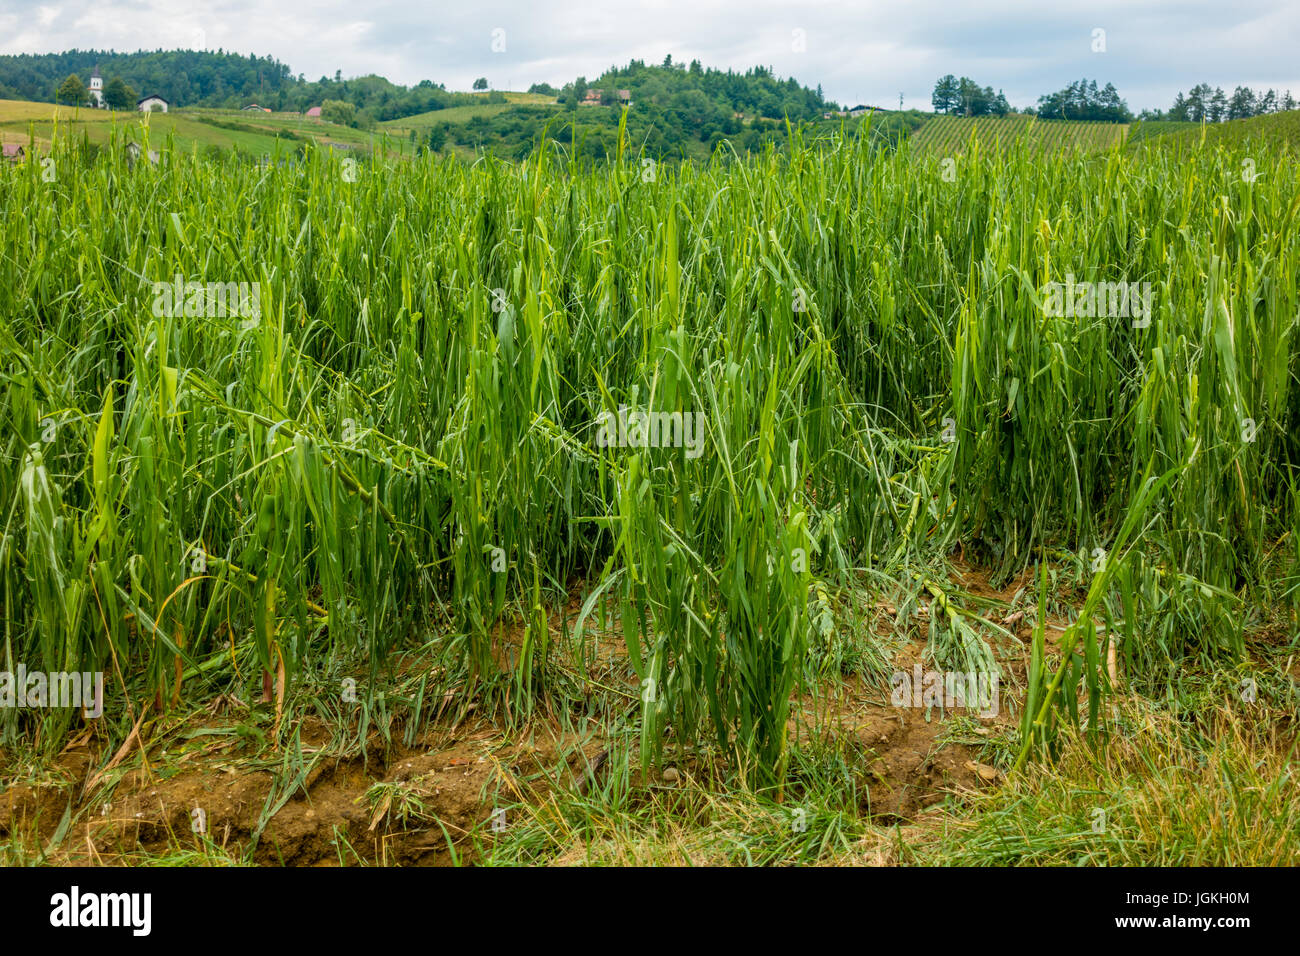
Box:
(53, 71), (136, 108)
(928, 72), (1298, 125)
(3, 50), (296, 107)
(552, 59), (838, 133)
(103, 76), (137, 109)
(930, 76), (1011, 116)
(1158, 84), (1297, 122)
(1034, 79), (1131, 122)
(54, 73), (87, 105)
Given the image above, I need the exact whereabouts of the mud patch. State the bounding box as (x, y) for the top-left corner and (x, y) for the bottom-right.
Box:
(1, 565), (1045, 865)
(1, 719), (609, 866)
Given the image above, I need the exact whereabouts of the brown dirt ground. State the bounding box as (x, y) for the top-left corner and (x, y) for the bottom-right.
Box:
(2, 565), (1066, 866)
(1, 718), (608, 866)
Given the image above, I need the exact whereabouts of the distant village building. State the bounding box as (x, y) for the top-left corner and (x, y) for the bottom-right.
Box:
(137, 95), (169, 113)
(824, 105), (873, 119)
(89, 67), (105, 108)
(580, 88), (631, 107)
(2, 144), (25, 163)
(305, 106), (322, 118)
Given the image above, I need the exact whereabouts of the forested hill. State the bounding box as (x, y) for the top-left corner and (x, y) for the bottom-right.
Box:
(553, 57), (839, 121)
(0, 49), (474, 119)
(0, 49), (841, 126)
(0, 50), (298, 107)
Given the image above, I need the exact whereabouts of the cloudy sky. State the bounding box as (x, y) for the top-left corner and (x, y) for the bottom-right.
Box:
(2, 0), (1298, 112)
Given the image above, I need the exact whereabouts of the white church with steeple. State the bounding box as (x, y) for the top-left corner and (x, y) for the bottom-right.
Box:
(89, 67), (105, 108)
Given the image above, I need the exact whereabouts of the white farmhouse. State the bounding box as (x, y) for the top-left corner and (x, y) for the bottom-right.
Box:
(137, 95), (169, 113)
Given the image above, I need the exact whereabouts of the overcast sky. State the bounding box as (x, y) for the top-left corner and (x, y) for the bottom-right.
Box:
(2, 0), (1298, 112)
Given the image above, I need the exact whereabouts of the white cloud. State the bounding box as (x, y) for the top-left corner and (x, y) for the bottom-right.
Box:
(1, 0), (1297, 111)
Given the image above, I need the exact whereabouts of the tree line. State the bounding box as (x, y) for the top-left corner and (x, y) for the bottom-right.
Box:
(552, 57), (837, 124)
(1035, 79), (1130, 122)
(1156, 84), (1297, 122)
(930, 76), (1011, 117)
(932, 74), (1299, 124)
(931, 75), (1129, 121)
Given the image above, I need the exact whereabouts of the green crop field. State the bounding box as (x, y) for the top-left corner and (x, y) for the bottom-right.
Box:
(1123, 119), (1199, 146)
(909, 114), (1130, 155)
(2, 110), (1298, 868)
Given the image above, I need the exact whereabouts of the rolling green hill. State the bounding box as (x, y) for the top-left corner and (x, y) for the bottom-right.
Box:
(0, 52), (855, 164)
(0, 49), (502, 124)
(0, 99), (412, 158)
(1127, 110), (1300, 152)
(905, 111), (1300, 160)
(380, 91), (557, 134)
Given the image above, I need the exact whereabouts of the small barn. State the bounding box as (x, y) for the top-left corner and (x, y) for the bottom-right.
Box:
(137, 95), (169, 113)
(306, 106), (322, 118)
(2, 143), (25, 163)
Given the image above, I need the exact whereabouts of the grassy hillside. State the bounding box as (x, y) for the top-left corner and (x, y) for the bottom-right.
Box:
(390, 102), (918, 164)
(0, 95), (873, 164)
(382, 61), (849, 161)
(1129, 110), (1300, 152)
(0, 49), (509, 123)
(381, 91), (556, 132)
(2, 83), (917, 166)
(908, 114), (1129, 155)
(0, 99), (410, 157)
